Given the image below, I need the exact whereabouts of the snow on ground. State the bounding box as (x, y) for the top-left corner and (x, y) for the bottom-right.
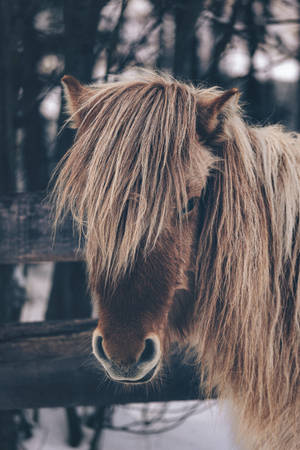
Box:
(23, 401), (239, 450)
(19, 264), (239, 450)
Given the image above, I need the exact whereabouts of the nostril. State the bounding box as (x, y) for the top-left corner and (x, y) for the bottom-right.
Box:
(96, 336), (109, 361)
(139, 338), (156, 364)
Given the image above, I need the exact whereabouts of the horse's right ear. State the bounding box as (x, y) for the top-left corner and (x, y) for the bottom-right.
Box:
(61, 75), (89, 128)
(197, 88), (239, 137)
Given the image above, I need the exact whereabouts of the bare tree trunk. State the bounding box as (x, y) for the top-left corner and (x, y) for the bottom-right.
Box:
(21, 2), (48, 191)
(0, 1), (24, 446)
(54, 0), (106, 164)
(48, 0), (104, 331)
(297, 0), (300, 131)
(104, 0), (128, 81)
(0, 0), (17, 193)
(205, 0), (241, 84)
(48, 2), (106, 445)
(48, 0), (101, 335)
(173, 0), (203, 82)
(243, 0), (271, 122)
(0, 412), (18, 450)
(46, 262), (91, 320)
(243, 0), (260, 120)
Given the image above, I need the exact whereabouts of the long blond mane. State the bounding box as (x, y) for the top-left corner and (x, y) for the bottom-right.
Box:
(195, 117), (300, 444)
(52, 72), (300, 447)
(52, 72), (215, 286)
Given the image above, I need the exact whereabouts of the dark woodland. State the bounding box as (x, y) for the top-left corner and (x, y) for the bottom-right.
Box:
(0, 0), (300, 449)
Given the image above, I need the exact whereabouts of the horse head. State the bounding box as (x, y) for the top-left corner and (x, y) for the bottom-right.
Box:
(53, 72), (238, 383)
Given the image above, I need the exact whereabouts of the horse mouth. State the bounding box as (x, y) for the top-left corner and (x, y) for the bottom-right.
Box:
(108, 364), (158, 385)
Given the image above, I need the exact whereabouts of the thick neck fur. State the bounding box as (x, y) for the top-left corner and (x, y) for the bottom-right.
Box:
(194, 115), (300, 447)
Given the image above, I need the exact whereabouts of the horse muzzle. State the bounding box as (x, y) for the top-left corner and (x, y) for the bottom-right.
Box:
(92, 330), (161, 384)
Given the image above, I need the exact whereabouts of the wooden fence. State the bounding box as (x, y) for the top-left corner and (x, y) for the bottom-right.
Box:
(0, 192), (206, 410)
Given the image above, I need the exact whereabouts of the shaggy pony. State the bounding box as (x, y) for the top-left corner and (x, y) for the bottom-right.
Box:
(52, 71), (300, 449)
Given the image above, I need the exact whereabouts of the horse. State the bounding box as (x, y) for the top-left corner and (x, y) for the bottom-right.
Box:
(52, 71), (300, 449)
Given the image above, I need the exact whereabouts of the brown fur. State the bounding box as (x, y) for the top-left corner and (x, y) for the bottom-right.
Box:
(51, 71), (300, 449)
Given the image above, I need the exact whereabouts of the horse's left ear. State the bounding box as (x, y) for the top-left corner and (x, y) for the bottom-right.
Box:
(198, 88), (239, 136)
(61, 75), (90, 128)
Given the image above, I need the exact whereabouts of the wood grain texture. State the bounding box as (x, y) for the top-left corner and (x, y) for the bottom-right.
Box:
(0, 192), (82, 263)
(0, 319), (207, 410)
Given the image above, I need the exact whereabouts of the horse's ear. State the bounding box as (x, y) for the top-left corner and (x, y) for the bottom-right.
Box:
(198, 88), (239, 136)
(61, 75), (90, 128)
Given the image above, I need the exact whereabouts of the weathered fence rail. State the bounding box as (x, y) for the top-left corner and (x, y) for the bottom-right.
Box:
(0, 318), (203, 410)
(0, 192), (82, 263)
(0, 192), (207, 410)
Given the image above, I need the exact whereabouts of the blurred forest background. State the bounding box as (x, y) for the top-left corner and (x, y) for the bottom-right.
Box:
(1, 0), (300, 449)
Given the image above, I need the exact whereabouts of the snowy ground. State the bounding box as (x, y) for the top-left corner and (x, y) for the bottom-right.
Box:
(22, 401), (238, 450)
(18, 264), (239, 450)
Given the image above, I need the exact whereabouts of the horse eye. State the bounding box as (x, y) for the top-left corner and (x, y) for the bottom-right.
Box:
(182, 197), (197, 215)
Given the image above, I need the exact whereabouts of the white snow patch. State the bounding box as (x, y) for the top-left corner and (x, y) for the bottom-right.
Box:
(22, 402), (239, 450)
(20, 263), (54, 322)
